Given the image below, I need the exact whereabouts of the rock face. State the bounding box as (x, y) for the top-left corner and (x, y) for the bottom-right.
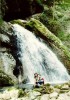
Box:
(3, 0), (43, 21)
(0, 70), (14, 86)
(0, 21), (17, 86)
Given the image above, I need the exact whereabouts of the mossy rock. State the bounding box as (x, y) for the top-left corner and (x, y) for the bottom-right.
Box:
(44, 83), (51, 87)
(54, 85), (62, 89)
(18, 89), (27, 98)
(34, 85), (54, 94)
(41, 85), (54, 94)
(0, 21), (13, 37)
(60, 89), (69, 93)
(0, 70), (14, 86)
(41, 87), (54, 94)
(10, 19), (27, 28)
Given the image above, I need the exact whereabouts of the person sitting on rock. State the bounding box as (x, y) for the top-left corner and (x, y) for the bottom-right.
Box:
(34, 73), (44, 87)
(38, 74), (44, 85)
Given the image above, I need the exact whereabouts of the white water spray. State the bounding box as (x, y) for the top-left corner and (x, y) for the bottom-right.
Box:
(13, 24), (70, 84)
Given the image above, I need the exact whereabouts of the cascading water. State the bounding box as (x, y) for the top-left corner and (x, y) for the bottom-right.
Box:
(13, 24), (70, 84)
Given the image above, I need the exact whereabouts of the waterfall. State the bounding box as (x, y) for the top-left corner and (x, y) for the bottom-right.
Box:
(13, 24), (70, 84)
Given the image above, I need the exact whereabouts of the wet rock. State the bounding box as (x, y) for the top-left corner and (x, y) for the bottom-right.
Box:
(41, 94), (49, 100)
(0, 87), (19, 100)
(28, 90), (41, 100)
(0, 82), (70, 100)
(0, 33), (10, 43)
(61, 84), (69, 90)
(0, 52), (17, 83)
(67, 91), (70, 96)
(0, 21), (17, 86)
(59, 83), (70, 93)
(0, 70), (14, 86)
(50, 92), (58, 98)
(57, 93), (70, 100)
(10, 19), (27, 28)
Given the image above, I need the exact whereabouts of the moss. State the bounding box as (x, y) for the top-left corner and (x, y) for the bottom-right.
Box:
(7, 87), (15, 91)
(60, 89), (69, 93)
(0, 70), (14, 86)
(10, 19), (27, 27)
(36, 0), (43, 5)
(43, 83), (51, 87)
(54, 85), (62, 89)
(34, 84), (54, 94)
(0, 19), (3, 25)
(26, 18), (62, 44)
(18, 89), (27, 98)
(41, 86), (54, 94)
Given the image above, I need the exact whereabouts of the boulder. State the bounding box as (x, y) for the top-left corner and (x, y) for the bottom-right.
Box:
(0, 87), (19, 99)
(57, 93), (70, 100)
(41, 94), (49, 100)
(50, 92), (58, 99)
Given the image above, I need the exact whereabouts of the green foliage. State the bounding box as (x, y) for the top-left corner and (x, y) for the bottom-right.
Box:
(57, 31), (70, 41)
(57, 31), (65, 40)
(0, 18), (3, 25)
(64, 0), (70, 3)
(34, 12), (61, 36)
(36, 0), (43, 5)
(37, 1), (70, 43)
(54, 84), (62, 89)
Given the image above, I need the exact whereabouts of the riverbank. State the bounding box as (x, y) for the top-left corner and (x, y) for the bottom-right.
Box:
(0, 81), (70, 100)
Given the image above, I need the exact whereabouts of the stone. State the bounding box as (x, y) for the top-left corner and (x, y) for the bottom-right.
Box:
(57, 93), (70, 100)
(0, 52), (15, 75)
(0, 33), (10, 43)
(0, 87), (19, 100)
(41, 94), (49, 100)
(28, 90), (41, 100)
(67, 91), (70, 96)
(61, 84), (69, 90)
(50, 92), (58, 99)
